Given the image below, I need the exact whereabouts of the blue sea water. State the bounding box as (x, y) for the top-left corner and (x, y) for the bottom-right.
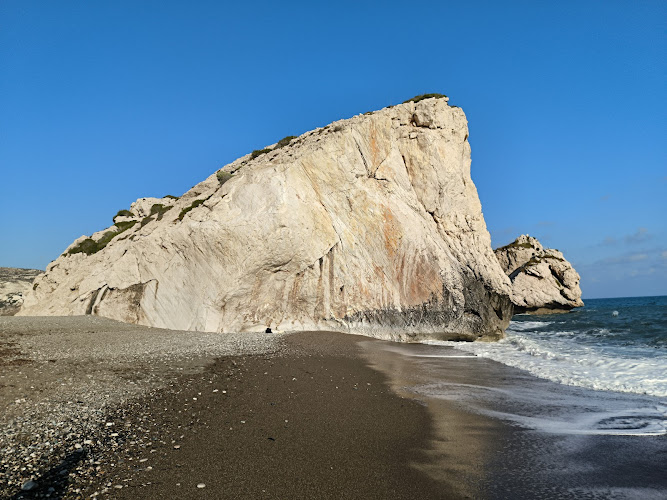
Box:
(432, 296), (667, 398)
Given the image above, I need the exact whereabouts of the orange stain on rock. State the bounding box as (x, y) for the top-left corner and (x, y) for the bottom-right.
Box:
(381, 205), (400, 260)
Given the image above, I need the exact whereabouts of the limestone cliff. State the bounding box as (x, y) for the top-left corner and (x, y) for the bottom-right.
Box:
(494, 235), (583, 314)
(20, 96), (513, 341)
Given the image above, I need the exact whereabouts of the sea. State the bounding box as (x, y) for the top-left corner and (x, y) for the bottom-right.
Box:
(442, 295), (667, 398)
(406, 295), (667, 437)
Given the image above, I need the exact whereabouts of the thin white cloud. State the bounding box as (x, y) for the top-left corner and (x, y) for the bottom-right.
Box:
(580, 248), (667, 297)
(625, 227), (651, 244)
(599, 228), (652, 247)
(582, 251), (653, 267)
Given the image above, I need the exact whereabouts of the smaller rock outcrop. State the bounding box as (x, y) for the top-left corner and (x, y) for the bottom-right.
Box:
(0, 267), (44, 315)
(494, 235), (583, 314)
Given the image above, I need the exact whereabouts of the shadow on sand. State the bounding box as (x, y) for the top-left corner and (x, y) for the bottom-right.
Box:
(10, 449), (88, 500)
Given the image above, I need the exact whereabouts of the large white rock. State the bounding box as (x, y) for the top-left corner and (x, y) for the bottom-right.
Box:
(20, 97), (513, 341)
(494, 235), (584, 313)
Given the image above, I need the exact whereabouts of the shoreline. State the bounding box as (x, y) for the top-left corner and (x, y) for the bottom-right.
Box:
(361, 340), (667, 498)
(2, 317), (665, 499)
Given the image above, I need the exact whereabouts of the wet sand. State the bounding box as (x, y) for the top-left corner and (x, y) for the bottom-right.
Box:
(361, 341), (667, 499)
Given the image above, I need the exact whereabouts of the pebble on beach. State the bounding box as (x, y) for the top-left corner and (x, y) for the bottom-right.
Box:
(0, 316), (280, 499)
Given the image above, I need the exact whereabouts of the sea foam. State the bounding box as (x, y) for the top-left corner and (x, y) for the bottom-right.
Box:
(424, 296), (667, 398)
(427, 331), (667, 398)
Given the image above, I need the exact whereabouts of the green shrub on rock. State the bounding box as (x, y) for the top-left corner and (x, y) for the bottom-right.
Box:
(68, 220), (138, 256)
(216, 171), (233, 185)
(67, 238), (99, 256)
(114, 209), (133, 221)
(140, 216), (154, 227)
(115, 220), (138, 232)
(403, 93), (447, 104)
(149, 203), (173, 220)
(250, 148), (272, 159)
(497, 240), (533, 251)
(276, 136), (296, 149)
(178, 199), (205, 221)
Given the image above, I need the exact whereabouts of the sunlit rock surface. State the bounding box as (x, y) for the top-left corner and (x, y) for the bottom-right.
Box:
(20, 97), (513, 341)
(495, 235), (583, 314)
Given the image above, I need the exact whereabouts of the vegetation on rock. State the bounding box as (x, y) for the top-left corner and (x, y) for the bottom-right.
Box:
(275, 136), (296, 149)
(403, 93), (447, 104)
(67, 221), (137, 256)
(245, 136), (296, 164)
(250, 148), (272, 159)
(149, 203), (173, 220)
(67, 238), (99, 256)
(496, 240), (534, 251)
(114, 209), (133, 219)
(216, 171), (233, 185)
(114, 220), (138, 232)
(140, 216), (154, 227)
(178, 199), (205, 221)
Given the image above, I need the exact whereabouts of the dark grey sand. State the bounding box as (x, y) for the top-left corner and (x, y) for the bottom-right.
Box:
(2, 316), (665, 499)
(1, 318), (449, 499)
(0, 316), (280, 498)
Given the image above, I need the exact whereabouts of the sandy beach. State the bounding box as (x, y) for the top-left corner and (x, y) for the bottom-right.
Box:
(2, 317), (665, 499)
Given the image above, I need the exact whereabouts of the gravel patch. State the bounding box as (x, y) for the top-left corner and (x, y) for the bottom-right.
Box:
(0, 316), (282, 499)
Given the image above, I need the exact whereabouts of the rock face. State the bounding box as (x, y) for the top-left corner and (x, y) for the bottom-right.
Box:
(20, 97), (513, 341)
(0, 268), (44, 316)
(494, 235), (583, 314)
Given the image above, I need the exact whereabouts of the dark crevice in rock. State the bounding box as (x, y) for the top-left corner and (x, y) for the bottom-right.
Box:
(549, 266), (564, 287)
(515, 302), (573, 315)
(353, 139), (369, 174)
(410, 113), (432, 128)
(93, 287), (110, 315)
(464, 308), (482, 319)
(85, 288), (102, 315)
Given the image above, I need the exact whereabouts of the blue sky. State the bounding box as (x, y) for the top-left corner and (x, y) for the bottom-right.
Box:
(1, 0), (665, 299)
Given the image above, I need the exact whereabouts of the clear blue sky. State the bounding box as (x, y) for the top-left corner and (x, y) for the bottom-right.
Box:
(1, 0), (665, 299)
